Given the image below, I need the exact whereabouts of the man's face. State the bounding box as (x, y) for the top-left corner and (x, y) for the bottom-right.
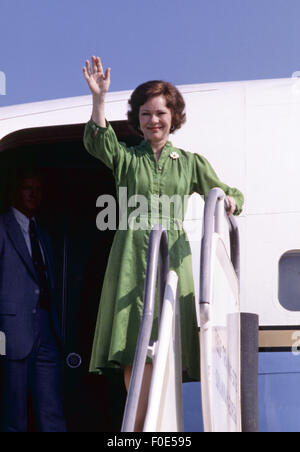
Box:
(13, 177), (42, 218)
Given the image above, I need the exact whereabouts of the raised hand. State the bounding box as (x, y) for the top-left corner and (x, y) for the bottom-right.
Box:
(83, 56), (111, 98)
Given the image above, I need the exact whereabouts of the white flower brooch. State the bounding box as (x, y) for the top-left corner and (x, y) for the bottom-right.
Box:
(169, 151), (179, 160)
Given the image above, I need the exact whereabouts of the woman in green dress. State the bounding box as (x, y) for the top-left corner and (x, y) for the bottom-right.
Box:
(83, 56), (244, 431)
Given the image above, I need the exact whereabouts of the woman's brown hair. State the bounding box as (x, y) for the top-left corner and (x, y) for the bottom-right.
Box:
(127, 80), (186, 134)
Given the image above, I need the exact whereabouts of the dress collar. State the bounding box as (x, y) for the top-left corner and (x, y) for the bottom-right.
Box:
(139, 140), (173, 162)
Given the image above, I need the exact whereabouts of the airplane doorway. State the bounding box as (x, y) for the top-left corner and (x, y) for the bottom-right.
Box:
(0, 122), (141, 432)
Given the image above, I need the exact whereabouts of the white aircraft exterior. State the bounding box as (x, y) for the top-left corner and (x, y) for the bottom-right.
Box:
(1, 77), (300, 432)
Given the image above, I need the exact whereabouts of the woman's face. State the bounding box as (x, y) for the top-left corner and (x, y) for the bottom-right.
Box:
(138, 95), (172, 145)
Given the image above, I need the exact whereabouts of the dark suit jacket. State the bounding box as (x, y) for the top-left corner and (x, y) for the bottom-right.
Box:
(0, 209), (62, 360)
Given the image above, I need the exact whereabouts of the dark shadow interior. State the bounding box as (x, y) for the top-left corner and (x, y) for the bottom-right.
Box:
(0, 121), (142, 432)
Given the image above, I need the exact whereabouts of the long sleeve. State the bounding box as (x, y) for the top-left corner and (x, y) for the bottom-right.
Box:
(83, 119), (134, 185)
(191, 153), (244, 215)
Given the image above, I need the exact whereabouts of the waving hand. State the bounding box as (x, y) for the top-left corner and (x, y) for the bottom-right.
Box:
(83, 56), (111, 98)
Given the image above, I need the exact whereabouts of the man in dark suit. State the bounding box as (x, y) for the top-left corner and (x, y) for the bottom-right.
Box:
(0, 169), (67, 432)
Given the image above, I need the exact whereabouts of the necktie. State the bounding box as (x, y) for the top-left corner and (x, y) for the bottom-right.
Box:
(29, 219), (51, 311)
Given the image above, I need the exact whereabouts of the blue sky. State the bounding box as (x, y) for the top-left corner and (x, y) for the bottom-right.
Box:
(0, 0), (300, 107)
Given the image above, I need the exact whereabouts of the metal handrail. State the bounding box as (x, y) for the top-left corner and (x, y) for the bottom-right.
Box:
(200, 187), (240, 305)
(121, 225), (170, 432)
(122, 190), (240, 431)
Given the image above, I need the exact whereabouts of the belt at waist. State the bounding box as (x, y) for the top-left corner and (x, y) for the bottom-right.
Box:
(125, 215), (184, 231)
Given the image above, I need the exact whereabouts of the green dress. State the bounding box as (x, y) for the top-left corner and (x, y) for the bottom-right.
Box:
(83, 119), (244, 381)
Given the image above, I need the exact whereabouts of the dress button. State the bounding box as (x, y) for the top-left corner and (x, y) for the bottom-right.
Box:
(35, 289), (40, 295)
(32, 309), (37, 314)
